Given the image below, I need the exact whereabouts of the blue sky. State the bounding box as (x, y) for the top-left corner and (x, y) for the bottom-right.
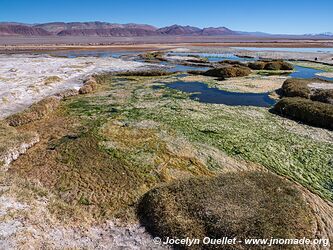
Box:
(0, 0), (332, 34)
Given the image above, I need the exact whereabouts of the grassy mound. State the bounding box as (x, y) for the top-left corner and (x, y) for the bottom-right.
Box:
(79, 82), (97, 94)
(55, 89), (79, 98)
(311, 89), (333, 104)
(6, 97), (60, 127)
(203, 65), (251, 79)
(273, 97), (333, 130)
(116, 70), (173, 77)
(79, 77), (98, 94)
(139, 51), (166, 62)
(281, 78), (333, 104)
(264, 61), (293, 70)
(247, 61), (293, 70)
(187, 70), (206, 75)
(0, 121), (38, 169)
(185, 57), (209, 64)
(247, 61), (266, 70)
(218, 60), (245, 66)
(281, 78), (311, 98)
(139, 171), (315, 249)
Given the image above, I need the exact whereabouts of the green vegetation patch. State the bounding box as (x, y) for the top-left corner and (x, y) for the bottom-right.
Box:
(10, 73), (333, 223)
(121, 89), (333, 200)
(139, 171), (315, 249)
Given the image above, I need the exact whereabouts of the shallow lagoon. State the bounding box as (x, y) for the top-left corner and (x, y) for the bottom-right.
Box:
(166, 81), (275, 107)
(290, 65), (333, 81)
(233, 47), (333, 53)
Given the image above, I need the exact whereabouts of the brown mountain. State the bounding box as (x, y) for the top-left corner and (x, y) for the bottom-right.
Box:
(35, 22), (157, 35)
(0, 23), (51, 36)
(156, 25), (202, 35)
(200, 27), (236, 35)
(57, 27), (158, 37)
(0, 22), (240, 37)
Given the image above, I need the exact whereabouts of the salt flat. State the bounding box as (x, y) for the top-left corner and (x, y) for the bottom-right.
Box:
(0, 54), (152, 118)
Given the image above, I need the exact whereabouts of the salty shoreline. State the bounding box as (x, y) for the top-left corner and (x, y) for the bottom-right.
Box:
(0, 54), (161, 118)
(1, 39), (333, 53)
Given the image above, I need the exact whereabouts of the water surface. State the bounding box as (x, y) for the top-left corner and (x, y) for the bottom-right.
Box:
(166, 81), (275, 107)
(169, 52), (254, 62)
(49, 50), (139, 58)
(232, 47), (333, 53)
(290, 65), (333, 81)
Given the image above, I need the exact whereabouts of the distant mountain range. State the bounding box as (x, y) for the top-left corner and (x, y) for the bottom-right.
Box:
(0, 22), (236, 36)
(0, 21), (332, 37)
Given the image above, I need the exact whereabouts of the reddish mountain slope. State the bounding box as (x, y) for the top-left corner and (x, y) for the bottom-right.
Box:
(0, 22), (240, 36)
(0, 24), (51, 36)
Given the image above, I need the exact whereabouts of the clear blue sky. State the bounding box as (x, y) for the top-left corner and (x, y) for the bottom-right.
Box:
(0, 0), (332, 34)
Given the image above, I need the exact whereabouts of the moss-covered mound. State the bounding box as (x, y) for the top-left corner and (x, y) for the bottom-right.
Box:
(203, 65), (251, 78)
(218, 60), (245, 66)
(78, 76), (99, 94)
(139, 171), (315, 249)
(247, 60), (293, 70)
(281, 78), (333, 104)
(0, 121), (38, 169)
(185, 57), (209, 64)
(6, 97), (60, 127)
(281, 78), (311, 98)
(139, 51), (166, 62)
(273, 97), (333, 130)
(311, 89), (333, 104)
(264, 61), (293, 70)
(187, 70), (206, 75)
(116, 70), (173, 77)
(247, 61), (266, 70)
